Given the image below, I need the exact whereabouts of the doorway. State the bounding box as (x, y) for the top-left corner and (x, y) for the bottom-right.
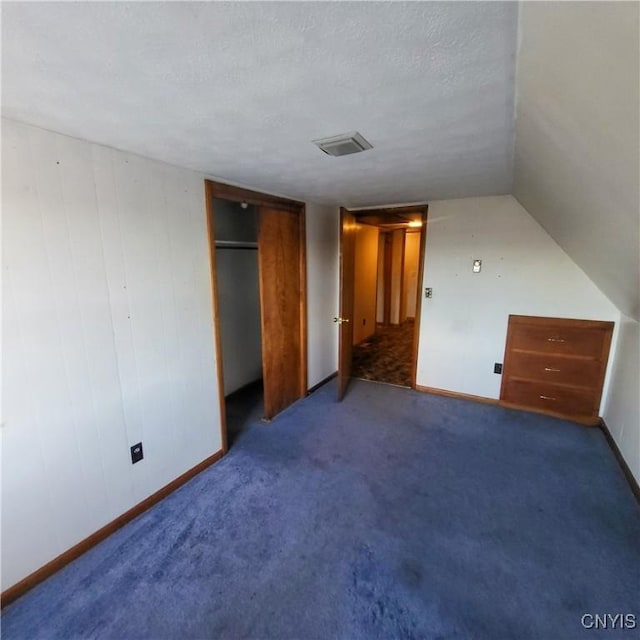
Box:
(204, 181), (307, 451)
(337, 205), (427, 399)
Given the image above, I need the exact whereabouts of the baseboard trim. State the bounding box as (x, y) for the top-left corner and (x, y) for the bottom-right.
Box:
(498, 401), (600, 426)
(599, 419), (640, 503)
(1, 449), (224, 607)
(415, 385), (498, 405)
(308, 371), (338, 395)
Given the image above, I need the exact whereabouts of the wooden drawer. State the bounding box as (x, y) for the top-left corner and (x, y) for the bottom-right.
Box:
(502, 379), (597, 417)
(506, 352), (601, 388)
(509, 323), (606, 358)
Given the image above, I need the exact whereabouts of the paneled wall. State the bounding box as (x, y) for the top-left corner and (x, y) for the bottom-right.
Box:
(1, 119), (223, 589)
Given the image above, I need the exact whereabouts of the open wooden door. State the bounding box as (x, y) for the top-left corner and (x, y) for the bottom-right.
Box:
(337, 208), (356, 400)
(258, 206), (306, 419)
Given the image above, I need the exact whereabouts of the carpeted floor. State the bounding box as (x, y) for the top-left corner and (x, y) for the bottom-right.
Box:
(352, 321), (415, 387)
(2, 379), (639, 640)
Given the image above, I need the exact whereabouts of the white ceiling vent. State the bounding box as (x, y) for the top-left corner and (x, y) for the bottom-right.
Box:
(313, 131), (373, 157)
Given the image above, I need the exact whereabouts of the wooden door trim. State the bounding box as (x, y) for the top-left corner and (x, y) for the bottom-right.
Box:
(340, 204), (428, 391)
(353, 205), (427, 217)
(298, 206), (308, 395)
(204, 180), (307, 442)
(398, 230), (407, 323)
(410, 206), (429, 389)
(337, 207), (356, 400)
(204, 182), (229, 454)
(205, 180), (304, 212)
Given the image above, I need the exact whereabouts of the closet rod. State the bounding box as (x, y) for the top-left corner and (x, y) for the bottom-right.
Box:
(215, 240), (258, 250)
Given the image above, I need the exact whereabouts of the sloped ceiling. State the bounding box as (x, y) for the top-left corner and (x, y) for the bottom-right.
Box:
(1, 1), (517, 207)
(513, 2), (639, 320)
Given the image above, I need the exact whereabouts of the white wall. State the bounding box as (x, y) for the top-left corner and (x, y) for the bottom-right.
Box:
(352, 224), (379, 345)
(603, 316), (640, 484)
(416, 196), (620, 402)
(305, 203), (340, 388)
(1, 119), (223, 590)
(212, 200), (262, 396)
(514, 1), (639, 321)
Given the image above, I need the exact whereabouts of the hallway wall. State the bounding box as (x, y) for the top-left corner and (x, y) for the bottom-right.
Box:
(404, 231), (421, 319)
(352, 224), (379, 345)
(390, 230), (404, 325)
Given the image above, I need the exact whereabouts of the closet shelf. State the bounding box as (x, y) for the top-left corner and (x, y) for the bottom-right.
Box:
(215, 240), (258, 250)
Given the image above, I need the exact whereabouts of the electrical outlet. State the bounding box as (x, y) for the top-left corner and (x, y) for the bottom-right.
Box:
(425, 288), (432, 299)
(130, 442), (143, 464)
(494, 363), (502, 374)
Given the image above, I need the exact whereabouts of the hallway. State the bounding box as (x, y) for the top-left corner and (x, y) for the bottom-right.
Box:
(351, 320), (415, 387)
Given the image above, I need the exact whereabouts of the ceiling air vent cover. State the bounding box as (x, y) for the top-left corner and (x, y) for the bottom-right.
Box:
(313, 131), (373, 157)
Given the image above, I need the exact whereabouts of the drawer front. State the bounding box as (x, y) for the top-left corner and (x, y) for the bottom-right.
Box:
(509, 324), (605, 357)
(502, 379), (597, 417)
(506, 352), (601, 388)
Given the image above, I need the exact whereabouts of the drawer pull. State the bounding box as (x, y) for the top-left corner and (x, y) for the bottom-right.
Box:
(544, 367), (561, 372)
(539, 395), (556, 401)
(547, 337), (565, 343)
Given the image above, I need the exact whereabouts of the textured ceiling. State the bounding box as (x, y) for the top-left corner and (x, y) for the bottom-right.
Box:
(2, 1), (518, 207)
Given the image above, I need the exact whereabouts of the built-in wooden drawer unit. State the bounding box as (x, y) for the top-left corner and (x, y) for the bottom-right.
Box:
(503, 379), (597, 417)
(500, 315), (614, 425)
(506, 352), (601, 388)
(508, 324), (605, 358)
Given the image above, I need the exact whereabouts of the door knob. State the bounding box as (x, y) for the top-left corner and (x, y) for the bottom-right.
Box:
(333, 317), (350, 324)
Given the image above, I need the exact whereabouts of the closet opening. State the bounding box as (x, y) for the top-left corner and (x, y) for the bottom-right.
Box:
(205, 180), (307, 452)
(212, 198), (264, 447)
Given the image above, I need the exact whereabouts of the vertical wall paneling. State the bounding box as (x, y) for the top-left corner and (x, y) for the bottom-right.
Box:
(2, 121), (63, 580)
(2, 119), (222, 590)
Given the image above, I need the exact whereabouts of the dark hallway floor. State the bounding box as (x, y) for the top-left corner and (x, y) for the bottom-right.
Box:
(225, 379), (264, 446)
(351, 320), (415, 387)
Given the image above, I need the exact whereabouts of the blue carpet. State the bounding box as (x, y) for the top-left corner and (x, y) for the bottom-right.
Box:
(2, 379), (639, 639)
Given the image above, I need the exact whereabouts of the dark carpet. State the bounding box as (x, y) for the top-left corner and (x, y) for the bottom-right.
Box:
(352, 321), (415, 387)
(2, 379), (639, 640)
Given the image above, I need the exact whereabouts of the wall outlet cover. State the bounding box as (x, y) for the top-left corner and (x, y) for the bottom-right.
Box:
(494, 363), (502, 374)
(130, 442), (144, 464)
